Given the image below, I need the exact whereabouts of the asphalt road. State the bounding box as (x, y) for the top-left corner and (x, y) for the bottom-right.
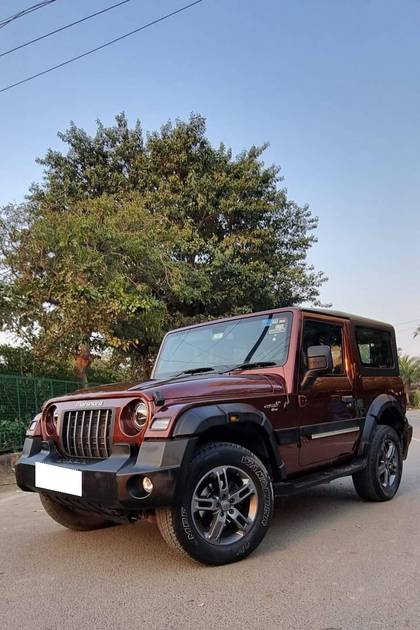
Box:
(1, 411), (420, 630)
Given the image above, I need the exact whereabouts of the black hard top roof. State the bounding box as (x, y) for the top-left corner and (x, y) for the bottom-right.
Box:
(168, 306), (394, 334)
(300, 307), (394, 330)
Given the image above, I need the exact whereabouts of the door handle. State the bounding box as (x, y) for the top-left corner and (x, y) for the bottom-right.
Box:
(341, 395), (355, 407)
(298, 394), (308, 408)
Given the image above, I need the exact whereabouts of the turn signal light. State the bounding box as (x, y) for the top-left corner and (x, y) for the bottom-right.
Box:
(150, 418), (171, 431)
(26, 413), (42, 437)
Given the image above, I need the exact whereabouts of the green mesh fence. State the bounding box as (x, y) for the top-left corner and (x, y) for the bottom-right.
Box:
(0, 374), (83, 453)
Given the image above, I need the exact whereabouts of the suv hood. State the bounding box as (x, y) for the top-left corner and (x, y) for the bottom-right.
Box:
(47, 371), (286, 406)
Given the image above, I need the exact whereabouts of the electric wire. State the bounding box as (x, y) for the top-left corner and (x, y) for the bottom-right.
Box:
(0, 0), (134, 59)
(0, 0), (205, 94)
(0, 1), (57, 30)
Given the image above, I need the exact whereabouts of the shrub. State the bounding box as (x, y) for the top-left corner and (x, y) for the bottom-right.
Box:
(411, 390), (420, 409)
(0, 418), (27, 453)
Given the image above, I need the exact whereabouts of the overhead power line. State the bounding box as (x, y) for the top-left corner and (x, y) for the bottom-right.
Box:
(0, 1), (57, 30)
(0, 0), (205, 94)
(0, 0), (134, 59)
(395, 318), (420, 328)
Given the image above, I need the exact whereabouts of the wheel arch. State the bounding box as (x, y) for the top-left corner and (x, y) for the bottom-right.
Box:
(173, 403), (285, 481)
(358, 394), (407, 457)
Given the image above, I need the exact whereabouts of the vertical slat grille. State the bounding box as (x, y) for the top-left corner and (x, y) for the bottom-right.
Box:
(61, 408), (112, 458)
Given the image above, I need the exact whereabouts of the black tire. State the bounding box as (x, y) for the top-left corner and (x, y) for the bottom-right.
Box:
(39, 493), (116, 531)
(156, 442), (274, 565)
(353, 425), (402, 502)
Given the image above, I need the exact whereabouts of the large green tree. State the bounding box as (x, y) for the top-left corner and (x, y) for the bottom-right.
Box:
(0, 114), (326, 382)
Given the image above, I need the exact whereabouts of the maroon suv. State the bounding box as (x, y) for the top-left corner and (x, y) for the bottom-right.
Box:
(16, 308), (412, 565)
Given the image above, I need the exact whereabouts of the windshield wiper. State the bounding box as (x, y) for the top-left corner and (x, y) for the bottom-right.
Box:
(226, 361), (277, 372)
(173, 366), (218, 378)
(171, 361), (277, 378)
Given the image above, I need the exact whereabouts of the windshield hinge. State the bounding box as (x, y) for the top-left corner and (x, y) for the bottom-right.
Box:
(153, 390), (165, 406)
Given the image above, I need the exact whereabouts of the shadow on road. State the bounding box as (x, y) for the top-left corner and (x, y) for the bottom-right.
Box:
(18, 479), (370, 569)
(7, 463), (417, 572)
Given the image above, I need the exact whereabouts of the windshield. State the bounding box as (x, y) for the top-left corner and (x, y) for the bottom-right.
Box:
(153, 312), (292, 379)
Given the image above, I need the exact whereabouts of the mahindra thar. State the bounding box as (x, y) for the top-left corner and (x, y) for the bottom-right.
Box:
(16, 308), (412, 565)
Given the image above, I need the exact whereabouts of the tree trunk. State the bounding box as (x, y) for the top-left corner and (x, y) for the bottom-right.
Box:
(74, 344), (93, 388)
(404, 381), (411, 405)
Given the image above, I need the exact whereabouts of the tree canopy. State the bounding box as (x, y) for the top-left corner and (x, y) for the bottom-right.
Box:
(399, 354), (420, 386)
(0, 113), (326, 381)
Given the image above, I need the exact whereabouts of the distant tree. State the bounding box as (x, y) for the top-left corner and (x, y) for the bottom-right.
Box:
(0, 344), (34, 376)
(398, 354), (420, 403)
(0, 114), (326, 381)
(0, 343), (121, 384)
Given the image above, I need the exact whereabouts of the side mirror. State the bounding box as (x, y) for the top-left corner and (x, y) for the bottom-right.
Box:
(301, 345), (333, 390)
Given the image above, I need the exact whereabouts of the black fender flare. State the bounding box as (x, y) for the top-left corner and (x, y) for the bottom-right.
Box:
(357, 394), (406, 457)
(173, 402), (285, 480)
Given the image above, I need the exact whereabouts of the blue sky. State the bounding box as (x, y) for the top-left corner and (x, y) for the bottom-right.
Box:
(0, 0), (419, 353)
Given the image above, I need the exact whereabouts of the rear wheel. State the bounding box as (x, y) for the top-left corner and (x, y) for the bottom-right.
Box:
(39, 493), (116, 531)
(353, 425), (402, 501)
(156, 442), (273, 565)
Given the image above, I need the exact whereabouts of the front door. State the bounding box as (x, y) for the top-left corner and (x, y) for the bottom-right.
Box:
(298, 318), (361, 467)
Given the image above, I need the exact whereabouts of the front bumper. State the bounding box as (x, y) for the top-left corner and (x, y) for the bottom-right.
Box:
(15, 436), (196, 512)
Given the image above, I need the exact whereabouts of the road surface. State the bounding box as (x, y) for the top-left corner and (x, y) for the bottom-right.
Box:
(1, 411), (419, 630)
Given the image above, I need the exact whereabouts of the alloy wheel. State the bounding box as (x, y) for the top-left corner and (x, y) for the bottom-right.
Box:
(191, 465), (258, 545)
(377, 438), (399, 489)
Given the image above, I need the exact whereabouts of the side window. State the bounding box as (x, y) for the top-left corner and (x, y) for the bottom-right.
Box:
(355, 327), (394, 369)
(302, 320), (344, 375)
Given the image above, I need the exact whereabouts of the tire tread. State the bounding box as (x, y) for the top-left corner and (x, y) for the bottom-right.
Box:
(352, 425), (402, 502)
(40, 493), (115, 531)
(156, 507), (191, 560)
(156, 441), (273, 565)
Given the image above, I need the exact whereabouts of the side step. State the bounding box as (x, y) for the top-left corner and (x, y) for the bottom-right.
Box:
(273, 458), (367, 497)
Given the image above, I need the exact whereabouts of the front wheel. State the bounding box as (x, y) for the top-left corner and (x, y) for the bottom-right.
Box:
(353, 425), (402, 502)
(156, 442), (274, 565)
(39, 493), (117, 531)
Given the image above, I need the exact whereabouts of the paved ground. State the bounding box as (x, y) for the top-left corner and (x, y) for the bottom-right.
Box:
(1, 411), (420, 630)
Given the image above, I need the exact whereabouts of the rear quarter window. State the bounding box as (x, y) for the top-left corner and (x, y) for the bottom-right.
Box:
(355, 326), (395, 370)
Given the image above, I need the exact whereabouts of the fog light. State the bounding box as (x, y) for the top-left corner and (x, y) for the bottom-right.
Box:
(142, 477), (153, 494)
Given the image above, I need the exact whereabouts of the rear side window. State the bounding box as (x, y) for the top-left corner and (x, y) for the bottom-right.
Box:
(355, 327), (394, 369)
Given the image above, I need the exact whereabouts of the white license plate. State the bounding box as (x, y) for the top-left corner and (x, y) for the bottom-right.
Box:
(35, 462), (82, 497)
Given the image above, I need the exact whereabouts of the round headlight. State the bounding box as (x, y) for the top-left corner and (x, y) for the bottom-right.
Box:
(45, 405), (58, 436)
(134, 401), (148, 430)
(120, 400), (149, 436)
